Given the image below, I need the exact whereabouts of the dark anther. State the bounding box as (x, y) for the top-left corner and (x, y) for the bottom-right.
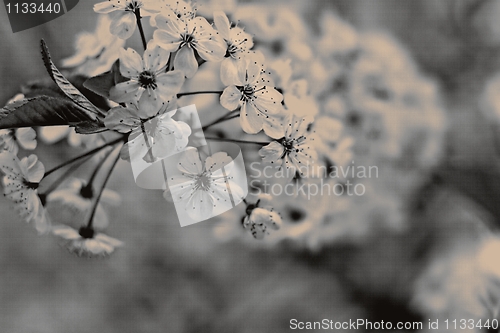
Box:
(78, 226), (95, 239)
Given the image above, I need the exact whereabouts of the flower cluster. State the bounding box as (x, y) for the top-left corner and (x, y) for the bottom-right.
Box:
(1, 0), (355, 254)
(0, 0), (452, 263)
(214, 7), (447, 250)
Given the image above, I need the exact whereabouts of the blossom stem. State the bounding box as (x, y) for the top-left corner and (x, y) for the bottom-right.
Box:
(43, 136), (126, 178)
(167, 50), (177, 72)
(177, 91), (223, 98)
(135, 9), (148, 51)
(40, 155), (93, 197)
(140, 122), (155, 162)
(205, 137), (270, 145)
(85, 143), (122, 229)
(201, 111), (239, 131)
(81, 146), (114, 194)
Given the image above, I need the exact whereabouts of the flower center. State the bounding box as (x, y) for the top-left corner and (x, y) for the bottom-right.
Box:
(239, 84), (254, 102)
(180, 33), (195, 48)
(195, 172), (212, 191)
(125, 1), (142, 12)
(78, 226), (95, 239)
(80, 185), (93, 199)
(225, 39), (248, 58)
(23, 180), (39, 190)
(138, 71), (157, 90)
(245, 203), (257, 216)
(281, 138), (296, 155)
(287, 207), (306, 223)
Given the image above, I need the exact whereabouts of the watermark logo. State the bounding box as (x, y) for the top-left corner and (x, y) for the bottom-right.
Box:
(128, 104), (248, 227)
(4, 0), (79, 33)
(249, 161), (379, 199)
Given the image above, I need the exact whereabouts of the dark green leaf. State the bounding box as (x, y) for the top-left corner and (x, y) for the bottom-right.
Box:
(2, 98), (31, 113)
(22, 74), (111, 111)
(0, 96), (97, 129)
(40, 39), (105, 118)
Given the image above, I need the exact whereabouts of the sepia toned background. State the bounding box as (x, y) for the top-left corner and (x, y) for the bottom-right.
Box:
(1, 0), (500, 332)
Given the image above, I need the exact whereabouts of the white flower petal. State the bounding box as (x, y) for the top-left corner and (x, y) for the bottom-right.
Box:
(119, 47), (143, 77)
(168, 176), (197, 202)
(101, 189), (122, 206)
(186, 190), (214, 220)
(94, 1), (123, 13)
(138, 88), (162, 118)
(156, 70), (185, 99)
(220, 59), (241, 86)
(109, 81), (142, 103)
(237, 58), (261, 85)
(263, 115), (285, 139)
(110, 11), (136, 39)
(22, 155), (44, 183)
(220, 85), (241, 111)
(214, 11), (231, 38)
(259, 141), (285, 164)
(153, 29), (182, 52)
(95, 233), (124, 248)
(253, 87), (283, 115)
(15, 128), (37, 150)
(38, 126), (71, 144)
(174, 46), (198, 78)
(144, 45), (170, 72)
(51, 225), (81, 240)
(240, 102), (264, 134)
(32, 202), (51, 234)
(177, 148), (204, 175)
(104, 106), (142, 133)
(196, 35), (227, 62)
(205, 152), (233, 173)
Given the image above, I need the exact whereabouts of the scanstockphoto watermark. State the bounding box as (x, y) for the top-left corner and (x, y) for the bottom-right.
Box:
(250, 161), (379, 180)
(251, 178), (368, 199)
(249, 161), (379, 199)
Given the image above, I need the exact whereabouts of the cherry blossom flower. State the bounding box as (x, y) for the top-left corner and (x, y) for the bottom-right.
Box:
(0, 152), (50, 234)
(150, 0), (196, 27)
(47, 178), (121, 230)
(232, 5), (312, 62)
(52, 225), (123, 257)
(109, 45), (185, 117)
(259, 114), (317, 178)
(213, 11), (253, 67)
(166, 148), (244, 220)
(220, 54), (283, 136)
(145, 110), (192, 161)
(242, 193), (282, 239)
(104, 103), (151, 133)
(0, 128), (36, 155)
(317, 12), (359, 58)
(94, 0), (162, 40)
(313, 115), (354, 169)
(153, 13), (226, 78)
(61, 14), (125, 76)
(105, 101), (191, 162)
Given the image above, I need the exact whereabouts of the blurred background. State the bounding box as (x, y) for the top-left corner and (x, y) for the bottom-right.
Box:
(2, 0), (500, 332)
